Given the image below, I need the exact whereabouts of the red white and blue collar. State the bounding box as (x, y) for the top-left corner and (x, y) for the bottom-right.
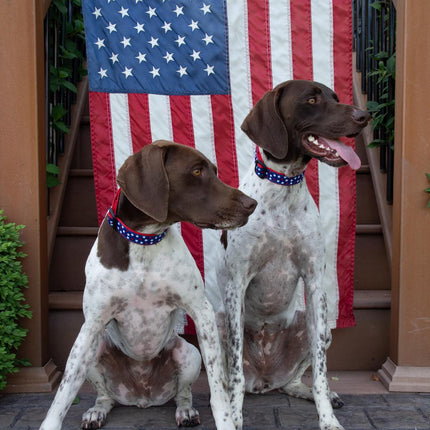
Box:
(254, 147), (305, 186)
(106, 189), (168, 245)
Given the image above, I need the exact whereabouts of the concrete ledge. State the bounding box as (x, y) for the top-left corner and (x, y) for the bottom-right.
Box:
(4, 359), (61, 393)
(378, 357), (430, 392)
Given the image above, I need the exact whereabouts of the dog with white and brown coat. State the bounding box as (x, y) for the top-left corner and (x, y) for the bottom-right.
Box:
(39, 140), (257, 430)
(208, 80), (370, 430)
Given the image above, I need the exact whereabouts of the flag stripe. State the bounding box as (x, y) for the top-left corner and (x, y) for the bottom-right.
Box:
(269, 0), (293, 85)
(333, 0), (356, 327)
(128, 93), (152, 152)
(211, 94), (239, 188)
(89, 91), (116, 225)
(247, 0), (273, 104)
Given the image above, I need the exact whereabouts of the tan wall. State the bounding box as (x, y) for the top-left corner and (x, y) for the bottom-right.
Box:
(390, 0), (430, 366)
(0, 2), (49, 368)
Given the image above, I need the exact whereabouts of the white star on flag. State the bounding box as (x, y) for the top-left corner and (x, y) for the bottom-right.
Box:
(109, 52), (119, 64)
(175, 35), (186, 47)
(92, 7), (101, 19)
(190, 50), (201, 61)
(122, 67), (133, 78)
(163, 52), (174, 63)
(94, 38), (105, 49)
(146, 6), (157, 18)
(202, 34), (214, 45)
(120, 37), (131, 48)
(98, 67), (107, 78)
(204, 64), (214, 75)
(177, 66), (188, 77)
(201, 4), (211, 15)
(161, 22), (172, 33)
(189, 20), (199, 31)
(134, 22), (145, 33)
(148, 37), (159, 48)
(106, 22), (117, 33)
(118, 7), (129, 18)
(149, 66), (160, 78)
(173, 5), (184, 17)
(136, 52), (147, 63)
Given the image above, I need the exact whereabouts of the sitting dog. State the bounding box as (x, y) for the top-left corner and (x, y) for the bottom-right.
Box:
(208, 80), (370, 430)
(39, 140), (257, 430)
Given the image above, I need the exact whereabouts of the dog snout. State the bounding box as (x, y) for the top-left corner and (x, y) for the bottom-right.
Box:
(239, 193), (258, 214)
(351, 108), (371, 125)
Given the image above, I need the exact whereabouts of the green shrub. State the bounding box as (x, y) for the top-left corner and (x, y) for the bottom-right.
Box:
(0, 210), (32, 390)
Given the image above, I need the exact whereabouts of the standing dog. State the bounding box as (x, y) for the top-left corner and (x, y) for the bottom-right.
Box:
(209, 80), (370, 430)
(39, 140), (257, 430)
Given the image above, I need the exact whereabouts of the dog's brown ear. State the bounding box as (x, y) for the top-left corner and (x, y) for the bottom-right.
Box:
(117, 143), (169, 222)
(241, 83), (289, 159)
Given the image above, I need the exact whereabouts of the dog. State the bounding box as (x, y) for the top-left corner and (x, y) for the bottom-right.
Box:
(39, 140), (257, 430)
(208, 80), (370, 430)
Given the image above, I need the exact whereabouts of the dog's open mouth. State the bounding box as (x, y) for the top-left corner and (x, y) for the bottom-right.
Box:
(302, 134), (361, 170)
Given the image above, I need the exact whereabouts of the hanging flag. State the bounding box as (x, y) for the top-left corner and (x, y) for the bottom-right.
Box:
(82, 0), (357, 331)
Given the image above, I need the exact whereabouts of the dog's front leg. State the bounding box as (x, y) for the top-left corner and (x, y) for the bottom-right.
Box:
(39, 319), (105, 430)
(186, 298), (236, 430)
(224, 284), (246, 430)
(305, 281), (344, 430)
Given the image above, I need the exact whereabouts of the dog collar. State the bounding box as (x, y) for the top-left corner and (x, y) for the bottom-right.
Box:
(254, 147), (305, 186)
(106, 188), (168, 245)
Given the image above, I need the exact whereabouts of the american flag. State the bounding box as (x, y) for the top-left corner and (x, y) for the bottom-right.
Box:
(82, 0), (357, 332)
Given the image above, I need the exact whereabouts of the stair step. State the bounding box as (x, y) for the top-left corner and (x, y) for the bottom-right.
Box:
(57, 226), (98, 236)
(70, 169), (93, 177)
(357, 164), (370, 174)
(48, 289), (390, 311)
(356, 224), (382, 234)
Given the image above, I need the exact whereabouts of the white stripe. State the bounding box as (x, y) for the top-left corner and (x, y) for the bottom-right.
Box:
(110, 93), (133, 174)
(191, 95), (217, 165)
(190, 95), (220, 288)
(311, 0), (339, 327)
(269, 0), (294, 86)
(148, 94), (173, 142)
(226, 0), (254, 183)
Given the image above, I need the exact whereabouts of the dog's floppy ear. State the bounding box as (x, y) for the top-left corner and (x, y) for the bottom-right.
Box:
(241, 82), (290, 159)
(117, 143), (169, 222)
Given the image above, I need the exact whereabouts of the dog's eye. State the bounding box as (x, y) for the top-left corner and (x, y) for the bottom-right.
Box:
(307, 97), (317, 104)
(192, 168), (202, 176)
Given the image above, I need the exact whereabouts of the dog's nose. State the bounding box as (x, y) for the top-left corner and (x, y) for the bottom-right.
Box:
(241, 194), (258, 213)
(352, 108), (371, 125)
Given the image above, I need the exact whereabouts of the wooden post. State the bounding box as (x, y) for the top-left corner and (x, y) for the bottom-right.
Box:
(0, 1), (60, 392)
(378, 0), (430, 391)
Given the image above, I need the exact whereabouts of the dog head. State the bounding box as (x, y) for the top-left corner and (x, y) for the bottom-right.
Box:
(241, 80), (370, 169)
(116, 140), (257, 228)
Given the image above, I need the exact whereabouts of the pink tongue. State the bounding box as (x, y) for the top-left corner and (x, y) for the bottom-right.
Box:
(320, 138), (361, 170)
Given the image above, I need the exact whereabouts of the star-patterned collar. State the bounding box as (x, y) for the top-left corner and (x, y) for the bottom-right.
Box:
(254, 147), (305, 186)
(106, 189), (168, 245)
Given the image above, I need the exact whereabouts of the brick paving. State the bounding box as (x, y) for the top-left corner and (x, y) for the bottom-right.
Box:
(1, 376), (430, 430)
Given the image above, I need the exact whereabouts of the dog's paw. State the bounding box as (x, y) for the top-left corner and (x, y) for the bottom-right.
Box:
(175, 407), (200, 427)
(81, 408), (108, 429)
(330, 392), (344, 409)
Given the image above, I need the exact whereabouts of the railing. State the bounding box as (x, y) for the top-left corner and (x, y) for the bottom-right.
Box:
(352, 0), (396, 204)
(44, 0), (86, 214)
(44, 0), (88, 264)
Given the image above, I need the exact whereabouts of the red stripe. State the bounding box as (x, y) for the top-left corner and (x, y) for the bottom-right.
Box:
(247, 0), (272, 103)
(333, 0), (356, 327)
(289, 0), (319, 207)
(290, 0), (313, 81)
(89, 91), (117, 225)
(169, 95), (205, 281)
(128, 93), (152, 152)
(211, 94), (239, 188)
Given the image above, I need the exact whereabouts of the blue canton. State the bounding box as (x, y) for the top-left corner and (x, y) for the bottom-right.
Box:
(254, 148), (305, 186)
(83, 0), (229, 95)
